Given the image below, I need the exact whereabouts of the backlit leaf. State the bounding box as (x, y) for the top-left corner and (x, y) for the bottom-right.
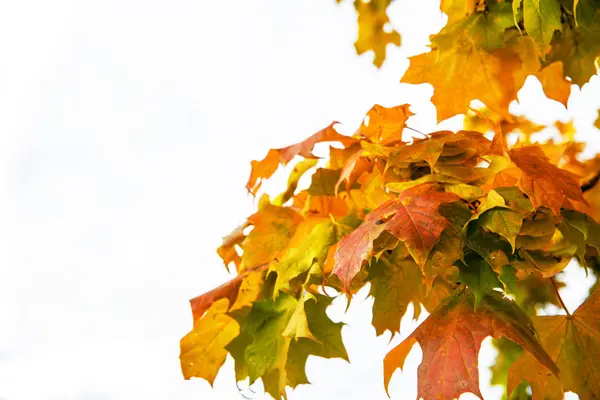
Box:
(358, 104), (412, 145)
(180, 299), (240, 385)
(402, 47), (523, 122)
(384, 289), (558, 400)
(548, 6), (600, 87)
(271, 218), (339, 293)
(333, 183), (457, 289)
(522, 0), (562, 53)
(536, 61), (572, 106)
(457, 254), (503, 308)
(246, 123), (355, 195)
(353, 0), (401, 67)
(368, 249), (425, 335)
(508, 287), (600, 400)
(510, 146), (587, 216)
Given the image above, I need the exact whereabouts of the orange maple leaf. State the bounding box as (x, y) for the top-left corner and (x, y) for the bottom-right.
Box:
(332, 183), (457, 289)
(246, 122), (356, 195)
(509, 146), (587, 216)
(384, 289), (559, 400)
(358, 104), (413, 144)
(334, 148), (371, 195)
(535, 62), (572, 107)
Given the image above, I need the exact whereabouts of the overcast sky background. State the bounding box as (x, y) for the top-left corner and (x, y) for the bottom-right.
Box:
(1, 0), (599, 399)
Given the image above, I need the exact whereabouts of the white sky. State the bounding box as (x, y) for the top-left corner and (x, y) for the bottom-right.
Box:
(1, 0), (598, 399)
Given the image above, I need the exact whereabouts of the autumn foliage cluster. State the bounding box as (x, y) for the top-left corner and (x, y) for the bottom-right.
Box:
(180, 1), (600, 399)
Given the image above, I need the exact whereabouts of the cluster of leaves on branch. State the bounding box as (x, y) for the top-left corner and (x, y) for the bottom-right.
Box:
(180, 100), (600, 398)
(179, 0), (600, 399)
(342, 0), (600, 121)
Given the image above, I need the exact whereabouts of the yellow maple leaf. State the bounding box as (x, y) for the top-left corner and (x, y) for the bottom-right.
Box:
(354, 0), (400, 67)
(508, 287), (600, 400)
(180, 299), (240, 385)
(402, 46), (522, 122)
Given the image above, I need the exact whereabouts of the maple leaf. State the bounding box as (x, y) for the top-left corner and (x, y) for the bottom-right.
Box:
(246, 123), (355, 195)
(281, 294), (349, 390)
(402, 47), (523, 122)
(548, 4), (600, 87)
(291, 293), (349, 361)
(535, 61), (572, 106)
(509, 146), (587, 216)
(468, 190), (524, 252)
(368, 247), (425, 336)
(384, 288), (559, 400)
(353, 0), (401, 67)
(180, 299), (240, 385)
(235, 294), (297, 397)
(227, 293), (347, 399)
(519, 0), (562, 53)
(457, 254), (503, 308)
(508, 286), (600, 400)
(334, 148), (371, 195)
(239, 203), (303, 270)
(270, 218), (340, 293)
(401, 3), (535, 122)
(358, 104), (413, 144)
(332, 183), (458, 289)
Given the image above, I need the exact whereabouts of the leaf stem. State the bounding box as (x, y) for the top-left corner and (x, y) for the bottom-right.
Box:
(581, 170), (600, 193)
(405, 125), (428, 138)
(550, 277), (571, 316)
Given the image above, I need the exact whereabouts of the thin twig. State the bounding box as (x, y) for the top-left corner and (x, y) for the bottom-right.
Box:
(550, 277), (571, 316)
(405, 125), (428, 138)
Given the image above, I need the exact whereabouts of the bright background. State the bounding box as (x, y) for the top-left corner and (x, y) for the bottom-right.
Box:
(1, 0), (599, 399)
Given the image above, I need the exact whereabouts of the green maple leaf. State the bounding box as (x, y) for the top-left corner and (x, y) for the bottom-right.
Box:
(271, 218), (339, 293)
(368, 248), (425, 335)
(522, 0), (562, 53)
(468, 190), (524, 252)
(457, 254), (503, 308)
